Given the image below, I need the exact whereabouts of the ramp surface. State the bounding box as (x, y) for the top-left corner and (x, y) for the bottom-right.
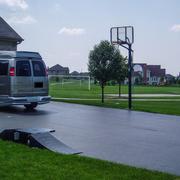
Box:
(0, 128), (81, 155)
(17, 128), (55, 134)
(30, 132), (81, 154)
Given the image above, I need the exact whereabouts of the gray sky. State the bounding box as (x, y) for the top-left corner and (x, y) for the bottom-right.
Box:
(0, 0), (180, 75)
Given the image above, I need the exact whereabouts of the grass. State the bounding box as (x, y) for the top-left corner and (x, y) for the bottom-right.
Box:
(0, 140), (178, 180)
(50, 83), (180, 116)
(53, 99), (180, 116)
(50, 83), (180, 99)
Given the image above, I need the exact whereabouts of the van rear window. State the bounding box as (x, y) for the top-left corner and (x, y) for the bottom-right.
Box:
(32, 61), (46, 76)
(0, 61), (8, 76)
(16, 61), (31, 76)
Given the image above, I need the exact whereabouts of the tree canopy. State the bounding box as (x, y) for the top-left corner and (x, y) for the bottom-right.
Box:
(88, 40), (127, 102)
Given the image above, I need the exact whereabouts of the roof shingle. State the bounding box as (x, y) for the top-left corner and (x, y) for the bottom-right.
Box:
(0, 17), (23, 43)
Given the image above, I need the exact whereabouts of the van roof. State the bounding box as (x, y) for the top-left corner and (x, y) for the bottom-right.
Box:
(0, 51), (42, 59)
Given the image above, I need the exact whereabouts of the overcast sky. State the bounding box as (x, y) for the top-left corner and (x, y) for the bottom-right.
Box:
(0, 0), (180, 75)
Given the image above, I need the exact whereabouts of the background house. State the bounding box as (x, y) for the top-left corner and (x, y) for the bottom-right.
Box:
(133, 63), (166, 85)
(165, 74), (176, 85)
(48, 64), (69, 75)
(70, 71), (80, 76)
(80, 72), (89, 76)
(177, 73), (180, 83)
(70, 71), (89, 76)
(132, 71), (143, 85)
(0, 17), (23, 51)
(146, 65), (166, 85)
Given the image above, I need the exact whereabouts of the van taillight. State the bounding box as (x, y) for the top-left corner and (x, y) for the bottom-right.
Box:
(10, 67), (15, 76)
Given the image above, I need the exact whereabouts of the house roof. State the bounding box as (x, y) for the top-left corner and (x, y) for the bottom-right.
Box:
(49, 64), (69, 71)
(80, 72), (89, 76)
(0, 17), (23, 43)
(147, 65), (166, 77)
(70, 71), (79, 75)
(165, 74), (175, 78)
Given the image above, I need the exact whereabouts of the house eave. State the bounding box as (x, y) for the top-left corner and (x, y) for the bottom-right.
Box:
(0, 37), (24, 43)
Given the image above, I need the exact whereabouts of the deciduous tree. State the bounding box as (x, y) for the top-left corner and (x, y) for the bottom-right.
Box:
(88, 41), (115, 102)
(88, 40), (127, 102)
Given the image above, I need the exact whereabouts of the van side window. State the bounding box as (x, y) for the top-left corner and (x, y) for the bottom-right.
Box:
(0, 61), (8, 76)
(16, 61), (31, 76)
(32, 61), (46, 76)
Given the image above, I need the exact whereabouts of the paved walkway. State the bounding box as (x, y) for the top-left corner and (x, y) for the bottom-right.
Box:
(53, 97), (180, 101)
(108, 94), (180, 97)
(0, 102), (180, 175)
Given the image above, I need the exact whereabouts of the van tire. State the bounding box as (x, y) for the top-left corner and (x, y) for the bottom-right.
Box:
(24, 103), (37, 110)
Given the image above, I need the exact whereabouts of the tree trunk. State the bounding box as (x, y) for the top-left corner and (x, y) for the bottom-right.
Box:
(101, 84), (104, 103)
(118, 82), (121, 98)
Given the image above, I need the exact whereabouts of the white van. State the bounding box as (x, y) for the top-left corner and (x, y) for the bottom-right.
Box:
(0, 51), (51, 109)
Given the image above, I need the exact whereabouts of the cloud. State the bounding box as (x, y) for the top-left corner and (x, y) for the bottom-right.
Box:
(8, 15), (37, 24)
(58, 27), (85, 36)
(0, 0), (28, 10)
(170, 24), (180, 32)
(53, 3), (61, 11)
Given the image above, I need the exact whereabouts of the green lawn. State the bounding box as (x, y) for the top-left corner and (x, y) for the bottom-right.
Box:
(0, 140), (178, 180)
(50, 83), (180, 116)
(50, 83), (180, 99)
(53, 99), (180, 116)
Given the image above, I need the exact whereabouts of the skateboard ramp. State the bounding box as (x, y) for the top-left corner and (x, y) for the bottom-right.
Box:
(30, 132), (80, 154)
(0, 128), (81, 155)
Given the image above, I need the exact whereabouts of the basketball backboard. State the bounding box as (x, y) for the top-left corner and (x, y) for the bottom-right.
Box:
(110, 26), (134, 46)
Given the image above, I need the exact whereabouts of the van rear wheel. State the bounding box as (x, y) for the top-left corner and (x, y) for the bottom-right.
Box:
(24, 103), (37, 110)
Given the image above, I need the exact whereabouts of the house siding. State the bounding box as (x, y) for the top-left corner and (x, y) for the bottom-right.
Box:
(0, 17), (23, 51)
(133, 63), (166, 85)
(0, 41), (17, 51)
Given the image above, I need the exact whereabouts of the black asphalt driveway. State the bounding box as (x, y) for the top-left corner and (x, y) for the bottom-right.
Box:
(0, 102), (180, 175)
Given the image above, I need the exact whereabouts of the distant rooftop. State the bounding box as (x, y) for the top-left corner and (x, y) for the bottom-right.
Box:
(49, 64), (69, 71)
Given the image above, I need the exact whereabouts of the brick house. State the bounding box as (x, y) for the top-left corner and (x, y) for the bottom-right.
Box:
(133, 63), (166, 85)
(0, 17), (23, 51)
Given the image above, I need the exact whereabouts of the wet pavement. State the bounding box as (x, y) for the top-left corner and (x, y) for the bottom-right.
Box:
(0, 101), (180, 175)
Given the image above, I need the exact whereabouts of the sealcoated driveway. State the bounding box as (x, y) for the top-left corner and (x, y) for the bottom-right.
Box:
(0, 101), (180, 175)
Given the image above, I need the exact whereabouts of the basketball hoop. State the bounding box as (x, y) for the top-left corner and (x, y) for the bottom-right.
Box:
(110, 26), (134, 110)
(117, 39), (127, 45)
(110, 26), (134, 46)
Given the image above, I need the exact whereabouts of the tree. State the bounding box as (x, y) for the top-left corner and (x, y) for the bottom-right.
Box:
(88, 40), (122, 103)
(112, 56), (128, 97)
(170, 77), (176, 85)
(177, 78), (180, 85)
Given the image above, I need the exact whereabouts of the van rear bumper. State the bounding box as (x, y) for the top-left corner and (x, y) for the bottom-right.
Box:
(0, 95), (51, 106)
